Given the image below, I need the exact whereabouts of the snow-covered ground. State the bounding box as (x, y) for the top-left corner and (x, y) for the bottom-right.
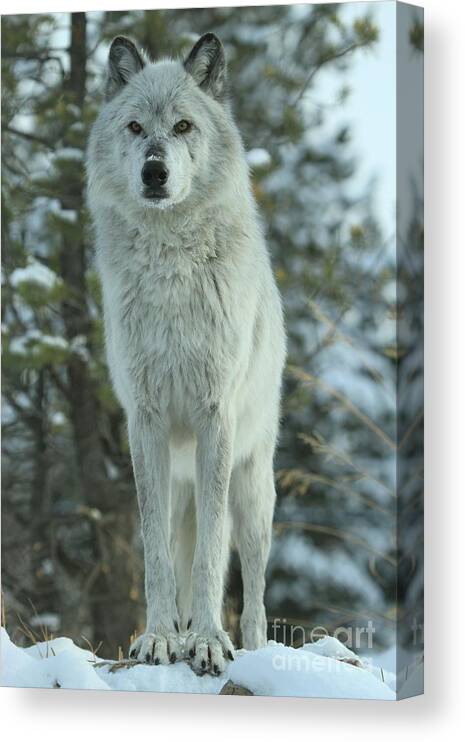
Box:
(1, 629), (397, 700)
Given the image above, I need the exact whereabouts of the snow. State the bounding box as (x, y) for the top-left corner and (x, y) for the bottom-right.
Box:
(10, 258), (61, 292)
(1, 631), (107, 691)
(57, 209), (78, 224)
(50, 411), (67, 427)
(44, 198), (79, 224)
(53, 147), (84, 161)
(353, 643), (398, 692)
(1, 628), (395, 699)
(229, 644), (394, 699)
(9, 330), (68, 356)
(364, 644), (397, 673)
(70, 334), (90, 361)
(246, 148), (272, 168)
(302, 635), (361, 664)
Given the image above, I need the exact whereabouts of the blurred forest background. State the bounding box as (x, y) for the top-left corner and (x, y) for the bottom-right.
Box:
(1, 4), (423, 660)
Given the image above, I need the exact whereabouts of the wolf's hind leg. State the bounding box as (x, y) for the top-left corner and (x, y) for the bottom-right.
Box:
(230, 447), (276, 650)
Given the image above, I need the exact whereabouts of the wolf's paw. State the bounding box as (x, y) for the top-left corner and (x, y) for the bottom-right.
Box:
(185, 627), (235, 676)
(129, 629), (181, 665)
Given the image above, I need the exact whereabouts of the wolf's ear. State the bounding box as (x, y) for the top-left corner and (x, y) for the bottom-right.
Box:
(106, 36), (145, 100)
(184, 33), (226, 100)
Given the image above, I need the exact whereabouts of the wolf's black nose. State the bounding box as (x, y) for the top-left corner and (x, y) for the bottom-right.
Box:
(141, 160), (169, 187)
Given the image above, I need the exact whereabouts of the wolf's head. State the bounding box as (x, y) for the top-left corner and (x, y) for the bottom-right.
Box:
(88, 34), (246, 213)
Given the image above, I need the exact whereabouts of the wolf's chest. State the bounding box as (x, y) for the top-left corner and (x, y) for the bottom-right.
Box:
(113, 252), (232, 385)
(129, 271), (208, 353)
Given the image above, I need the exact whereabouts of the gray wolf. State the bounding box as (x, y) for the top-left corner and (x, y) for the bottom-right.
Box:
(86, 33), (285, 675)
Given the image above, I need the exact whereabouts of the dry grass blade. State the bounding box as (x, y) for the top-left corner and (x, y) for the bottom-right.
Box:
(15, 612), (41, 654)
(27, 597), (55, 655)
(81, 634), (103, 662)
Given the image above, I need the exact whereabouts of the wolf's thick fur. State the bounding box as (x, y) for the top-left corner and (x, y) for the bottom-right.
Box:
(86, 34), (285, 674)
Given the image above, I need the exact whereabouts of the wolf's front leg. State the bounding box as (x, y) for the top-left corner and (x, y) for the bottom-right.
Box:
(186, 410), (235, 675)
(128, 410), (181, 665)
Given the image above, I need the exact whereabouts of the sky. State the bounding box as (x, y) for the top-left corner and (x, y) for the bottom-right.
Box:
(313, 1), (397, 238)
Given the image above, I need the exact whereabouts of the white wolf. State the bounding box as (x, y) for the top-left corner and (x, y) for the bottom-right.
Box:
(86, 33), (285, 675)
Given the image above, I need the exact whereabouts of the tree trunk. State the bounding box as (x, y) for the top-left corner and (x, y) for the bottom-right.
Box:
(30, 370), (56, 617)
(58, 12), (138, 657)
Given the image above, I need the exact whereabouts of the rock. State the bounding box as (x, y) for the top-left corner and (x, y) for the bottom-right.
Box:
(219, 680), (254, 696)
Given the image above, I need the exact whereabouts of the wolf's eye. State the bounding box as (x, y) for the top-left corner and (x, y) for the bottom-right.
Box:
(174, 120), (192, 135)
(128, 121), (142, 135)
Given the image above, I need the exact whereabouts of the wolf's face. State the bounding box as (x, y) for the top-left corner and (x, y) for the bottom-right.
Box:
(89, 34), (238, 212)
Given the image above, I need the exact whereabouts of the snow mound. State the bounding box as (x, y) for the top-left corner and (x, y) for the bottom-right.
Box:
(302, 635), (362, 664)
(229, 644), (394, 699)
(1, 630), (107, 691)
(0, 628), (395, 699)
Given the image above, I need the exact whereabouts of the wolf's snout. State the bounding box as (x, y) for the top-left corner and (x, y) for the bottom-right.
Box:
(141, 160), (169, 189)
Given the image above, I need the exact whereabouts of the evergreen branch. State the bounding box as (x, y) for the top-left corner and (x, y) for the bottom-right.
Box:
(2, 49), (68, 58)
(293, 42), (359, 106)
(3, 391), (39, 427)
(3, 125), (55, 151)
(2, 51), (66, 78)
(48, 367), (70, 399)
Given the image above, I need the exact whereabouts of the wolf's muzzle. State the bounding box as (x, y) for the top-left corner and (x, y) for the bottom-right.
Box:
(141, 160), (169, 198)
